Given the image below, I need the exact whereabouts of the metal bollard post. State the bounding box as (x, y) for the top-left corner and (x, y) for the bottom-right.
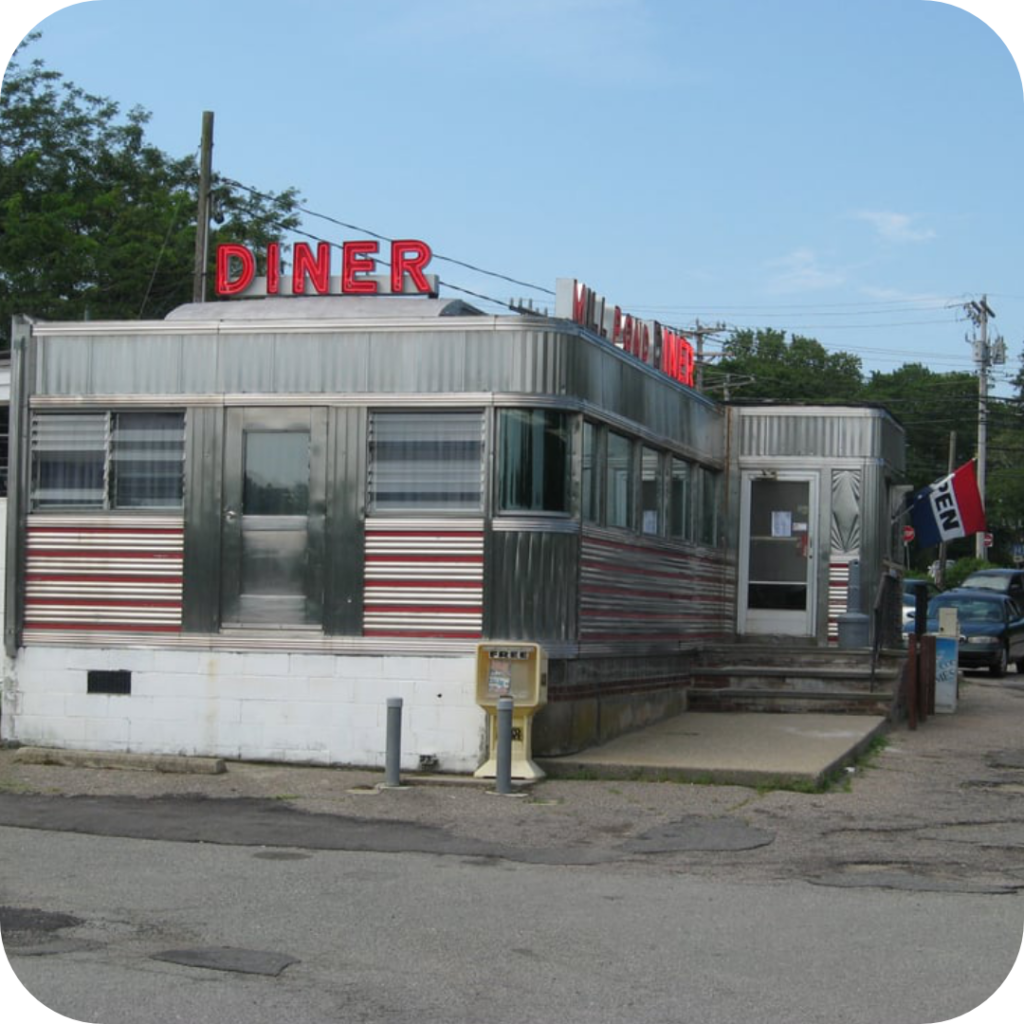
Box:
(495, 696), (513, 795)
(385, 697), (403, 788)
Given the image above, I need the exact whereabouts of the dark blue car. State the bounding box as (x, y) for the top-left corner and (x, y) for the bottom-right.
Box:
(903, 589), (1024, 677)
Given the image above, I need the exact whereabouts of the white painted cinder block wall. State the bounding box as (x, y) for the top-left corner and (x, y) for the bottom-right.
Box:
(3, 647), (489, 773)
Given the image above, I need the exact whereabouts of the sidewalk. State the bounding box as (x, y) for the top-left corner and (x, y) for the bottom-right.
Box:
(537, 710), (887, 786)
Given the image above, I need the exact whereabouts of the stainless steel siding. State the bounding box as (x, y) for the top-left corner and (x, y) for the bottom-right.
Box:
(485, 530), (579, 641)
(181, 406), (223, 632)
(324, 406), (366, 634)
(35, 335), (94, 395)
(738, 408), (901, 462)
(30, 326), (722, 465)
(579, 527), (733, 647)
(567, 336), (724, 459)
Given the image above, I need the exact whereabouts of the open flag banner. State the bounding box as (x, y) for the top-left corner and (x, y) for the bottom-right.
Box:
(907, 460), (986, 548)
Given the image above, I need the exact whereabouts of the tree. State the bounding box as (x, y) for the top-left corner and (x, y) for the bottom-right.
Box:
(861, 363), (978, 488)
(707, 327), (864, 403)
(0, 37), (301, 348)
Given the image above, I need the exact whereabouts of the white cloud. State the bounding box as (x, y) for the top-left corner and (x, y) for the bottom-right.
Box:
(856, 210), (937, 243)
(858, 286), (956, 306)
(763, 248), (846, 293)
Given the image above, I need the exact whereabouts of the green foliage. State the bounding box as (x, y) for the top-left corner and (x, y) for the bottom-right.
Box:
(710, 327), (864, 403)
(943, 557), (989, 589)
(0, 36), (301, 347)
(862, 363), (978, 487)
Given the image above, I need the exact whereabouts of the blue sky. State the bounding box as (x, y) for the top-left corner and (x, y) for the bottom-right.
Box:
(2, 0), (1023, 399)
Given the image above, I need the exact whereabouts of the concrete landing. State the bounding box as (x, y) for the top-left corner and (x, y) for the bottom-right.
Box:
(537, 711), (889, 787)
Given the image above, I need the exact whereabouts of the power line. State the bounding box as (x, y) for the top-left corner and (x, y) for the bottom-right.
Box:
(220, 177), (555, 298)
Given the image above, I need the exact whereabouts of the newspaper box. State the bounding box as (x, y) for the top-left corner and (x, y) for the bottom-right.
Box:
(473, 643), (548, 780)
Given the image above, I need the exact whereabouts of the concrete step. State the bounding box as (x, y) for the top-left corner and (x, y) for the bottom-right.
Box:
(687, 687), (897, 716)
(689, 643), (906, 716)
(694, 664), (899, 682)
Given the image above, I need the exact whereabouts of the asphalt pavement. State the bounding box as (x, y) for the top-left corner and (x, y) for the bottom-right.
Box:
(0, 670), (1022, 884)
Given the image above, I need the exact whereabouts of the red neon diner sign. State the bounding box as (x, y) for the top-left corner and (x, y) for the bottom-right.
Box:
(215, 239), (437, 298)
(555, 278), (695, 388)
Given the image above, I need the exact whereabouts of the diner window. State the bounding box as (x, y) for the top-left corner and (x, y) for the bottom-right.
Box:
(668, 457), (691, 540)
(111, 413), (186, 508)
(695, 466), (720, 546)
(582, 421), (600, 523)
(498, 409), (570, 514)
(641, 447), (661, 535)
(369, 410), (484, 512)
(31, 412), (184, 510)
(605, 431), (634, 530)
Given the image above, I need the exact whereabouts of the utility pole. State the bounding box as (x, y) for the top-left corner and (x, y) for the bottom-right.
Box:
(689, 319), (727, 393)
(192, 111), (215, 303)
(964, 295), (1002, 560)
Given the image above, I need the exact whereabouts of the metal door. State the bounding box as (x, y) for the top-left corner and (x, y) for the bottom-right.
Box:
(222, 408), (327, 628)
(739, 473), (817, 635)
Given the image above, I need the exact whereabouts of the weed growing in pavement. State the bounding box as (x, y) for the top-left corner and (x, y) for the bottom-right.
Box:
(751, 735), (893, 796)
(858, 734), (890, 768)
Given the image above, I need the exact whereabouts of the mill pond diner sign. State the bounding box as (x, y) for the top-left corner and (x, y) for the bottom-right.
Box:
(214, 242), (694, 389)
(555, 279), (696, 388)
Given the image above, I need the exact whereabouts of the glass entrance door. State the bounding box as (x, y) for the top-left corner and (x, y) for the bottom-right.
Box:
(740, 474), (816, 635)
(222, 409), (326, 627)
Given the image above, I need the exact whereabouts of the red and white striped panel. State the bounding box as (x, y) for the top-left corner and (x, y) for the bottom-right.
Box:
(364, 520), (483, 638)
(580, 532), (733, 644)
(827, 560), (851, 643)
(24, 516), (184, 634)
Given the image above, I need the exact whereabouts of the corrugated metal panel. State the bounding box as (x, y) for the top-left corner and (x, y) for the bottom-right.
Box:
(34, 336), (93, 395)
(29, 324), (723, 466)
(324, 407), (366, 634)
(273, 334), (326, 393)
(504, 330), (567, 395)
(737, 408), (899, 461)
(485, 530), (579, 641)
(217, 334), (278, 393)
(180, 335), (221, 394)
(579, 528), (733, 646)
(880, 413), (906, 472)
(91, 336), (187, 394)
(567, 338), (723, 459)
(24, 515), (183, 633)
(363, 519), (483, 637)
(368, 332), (469, 393)
(181, 407), (223, 633)
(321, 334), (371, 393)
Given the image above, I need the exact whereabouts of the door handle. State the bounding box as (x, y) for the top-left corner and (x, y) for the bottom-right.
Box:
(224, 509), (238, 522)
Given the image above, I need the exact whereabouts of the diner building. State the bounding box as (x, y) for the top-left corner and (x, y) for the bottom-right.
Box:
(0, 259), (906, 771)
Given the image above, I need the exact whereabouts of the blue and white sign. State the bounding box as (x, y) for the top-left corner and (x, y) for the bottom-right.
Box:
(935, 635), (959, 713)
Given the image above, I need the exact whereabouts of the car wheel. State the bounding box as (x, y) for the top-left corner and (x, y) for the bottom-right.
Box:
(990, 645), (1008, 677)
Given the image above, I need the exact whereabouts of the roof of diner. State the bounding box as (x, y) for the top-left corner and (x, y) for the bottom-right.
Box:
(165, 296), (486, 322)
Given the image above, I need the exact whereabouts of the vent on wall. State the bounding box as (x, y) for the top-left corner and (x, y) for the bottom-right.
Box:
(87, 670), (132, 695)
